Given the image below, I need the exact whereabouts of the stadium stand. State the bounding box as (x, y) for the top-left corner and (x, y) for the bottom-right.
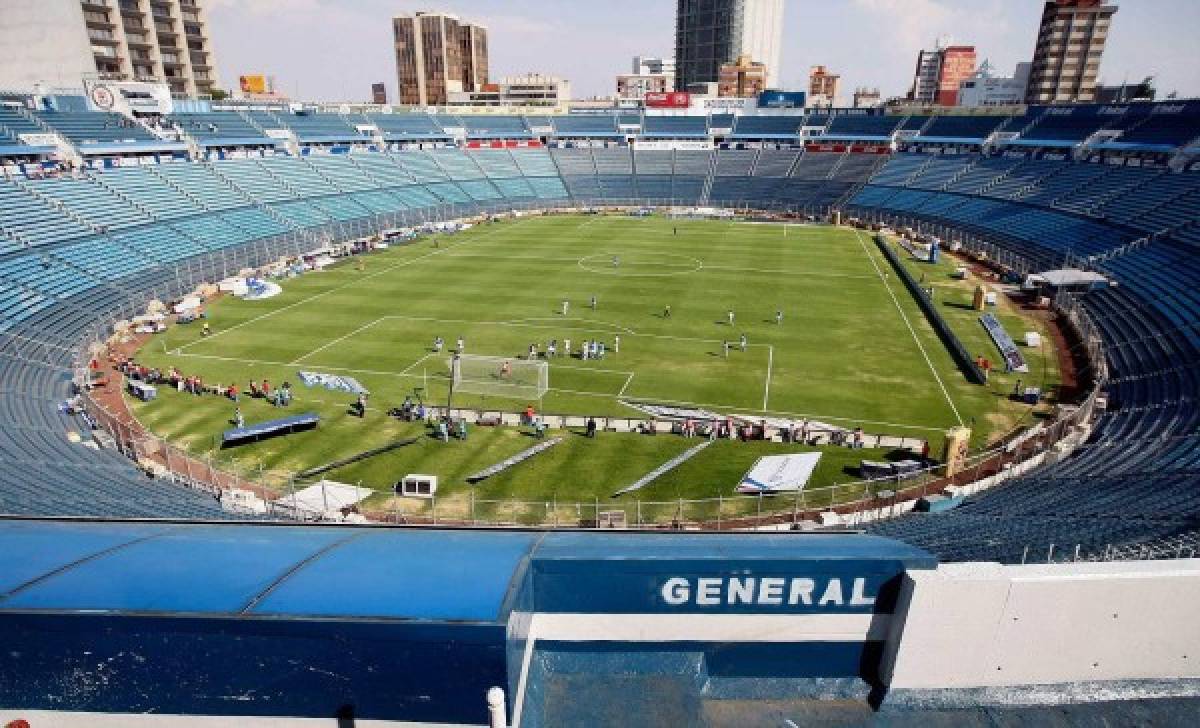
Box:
(167, 111), (277, 146)
(35, 110), (158, 145)
(0, 103), (1197, 566)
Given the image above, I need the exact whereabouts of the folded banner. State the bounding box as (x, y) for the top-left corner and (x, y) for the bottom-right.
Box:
(298, 371), (369, 395)
(737, 453), (822, 494)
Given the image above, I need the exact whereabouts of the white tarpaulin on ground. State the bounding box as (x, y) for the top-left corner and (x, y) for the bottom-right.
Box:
(173, 296), (201, 313)
(273, 480), (370, 518)
(737, 453), (823, 494)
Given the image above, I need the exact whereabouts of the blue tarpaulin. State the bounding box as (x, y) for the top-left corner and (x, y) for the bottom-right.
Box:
(221, 412), (319, 446)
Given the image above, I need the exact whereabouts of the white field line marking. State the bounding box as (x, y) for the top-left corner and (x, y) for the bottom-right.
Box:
(699, 264), (876, 279)
(853, 230), (964, 427)
(178, 231), (482, 352)
(618, 372), (636, 398)
(400, 353), (436, 375)
(354, 314), (768, 348)
(436, 253), (875, 281)
(506, 316), (637, 335)
(171, 350), (944, 432)
(170, 351), (425, 380)
(763, 345), (773, 411)
(439, 253), (584, 263)
(289, 317), (387, 366)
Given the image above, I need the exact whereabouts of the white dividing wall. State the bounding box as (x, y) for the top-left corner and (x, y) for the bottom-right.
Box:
(881, 559), (1200, 689)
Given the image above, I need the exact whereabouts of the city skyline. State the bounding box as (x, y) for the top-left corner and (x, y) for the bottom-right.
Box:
(204, 0), (1199, 103)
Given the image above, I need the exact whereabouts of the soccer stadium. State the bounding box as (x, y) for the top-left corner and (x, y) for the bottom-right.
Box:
(1, 0), (1199, 726)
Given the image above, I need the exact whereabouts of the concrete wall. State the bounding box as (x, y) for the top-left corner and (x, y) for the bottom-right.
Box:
(0, 0), (94, 90)
(881, 559), (1200, 690)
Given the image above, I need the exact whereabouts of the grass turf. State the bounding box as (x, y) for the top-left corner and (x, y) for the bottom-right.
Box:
(127, 214), (1060, 518)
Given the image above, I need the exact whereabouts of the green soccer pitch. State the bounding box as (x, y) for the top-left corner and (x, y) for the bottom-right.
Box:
(128, 214), (1061, 516)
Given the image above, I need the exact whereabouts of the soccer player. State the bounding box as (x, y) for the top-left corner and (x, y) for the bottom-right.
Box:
(457, 336), (465, 353)
(433, 336), (444, 353)
(664, 304), (672, 319)
(727, 309), (735, 326)
(613, 335), (620, 354)
(564, 338), (571, 358)
(547, 340), (557, 358)
(775, 310), (783, 325)
(529, 343), (538, 360)
(500, 360), (512, 378)
(561, 299), (569, 316)
(590, 295), (597, 310)
(740, 333), (747, 352)
(722, 340), (729, 358)
(612, 255), (619, 268)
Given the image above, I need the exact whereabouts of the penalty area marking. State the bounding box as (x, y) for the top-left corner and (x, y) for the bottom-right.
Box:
(289, 317), (388, 366)
(763, 345), (773, 411)
(168, 350), (947, 432)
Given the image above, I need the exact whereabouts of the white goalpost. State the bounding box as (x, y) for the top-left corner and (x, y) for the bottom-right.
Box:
(449, 354), (549, 401)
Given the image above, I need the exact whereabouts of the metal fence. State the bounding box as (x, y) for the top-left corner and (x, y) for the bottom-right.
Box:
(63, 200), (1110, 529)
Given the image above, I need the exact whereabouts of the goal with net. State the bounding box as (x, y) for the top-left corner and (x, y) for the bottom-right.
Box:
(449, 354), (549, 401)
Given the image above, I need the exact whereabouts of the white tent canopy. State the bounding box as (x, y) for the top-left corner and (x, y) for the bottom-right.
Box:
(1027, 269), (1109, 287)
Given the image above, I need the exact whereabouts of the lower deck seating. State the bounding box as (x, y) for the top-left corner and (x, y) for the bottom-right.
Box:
(0, 147), (1198, 553)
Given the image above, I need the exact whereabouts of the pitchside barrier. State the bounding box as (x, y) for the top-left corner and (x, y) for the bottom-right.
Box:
(874, 233), (988, 385)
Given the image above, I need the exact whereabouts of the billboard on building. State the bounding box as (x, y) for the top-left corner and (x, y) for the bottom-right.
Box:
(644, 92), (691, 109)
(371, 83), (387, 104)
(758, 90), (807, 108)
(240, 75), (269, 94)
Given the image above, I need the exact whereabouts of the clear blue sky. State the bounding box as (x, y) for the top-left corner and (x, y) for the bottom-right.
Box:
(206, 0), (1199, 103)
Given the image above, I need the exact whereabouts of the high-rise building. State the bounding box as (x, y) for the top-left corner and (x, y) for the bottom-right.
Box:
(0, 0), (220, 97)
(808, 65), (841, 107)
(617, 55), (676, 100)
(957, 61), (1031, 108)
(393, 11), (488, 106)
(371, 82), (388, 105)
(674, 0), (783, 91)
(909, 38), (976, 106)
(717, 54), (768, 98)
(1024, 0), (1117, 104)
(853, 87), (882, 108)
(633, 56), (676, 78)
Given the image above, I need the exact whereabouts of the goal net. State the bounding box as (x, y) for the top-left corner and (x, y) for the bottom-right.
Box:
(449, 354), (549, 400)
